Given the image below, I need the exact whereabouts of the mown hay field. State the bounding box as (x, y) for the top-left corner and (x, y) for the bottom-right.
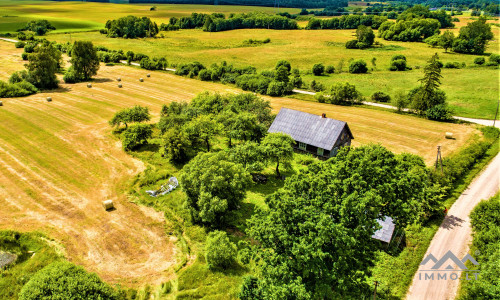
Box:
(0, 39), (481, 286)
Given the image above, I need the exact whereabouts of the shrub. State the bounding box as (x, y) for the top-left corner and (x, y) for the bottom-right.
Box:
(24, 43), (35, 53)
(325, 65), (335, 74)
(0, 80), (38, 98)
(198, 69), (212, 81)
(63, 67), (81, 83)
(15, 41), (25, 48)
(205, 230), (237, 270)
(371, 91), (391, 102)
(121, 124), (153, 151)
(489, 54), (500, 65)
(310, 80), (324, 92)
(444, 62), (461, 69)
(21, 52), (29, 60)
(19, 261), (117, 300)
(345, 40), (358, 49)
(315, 92), (326, 103)
(267, 81), (292, 97)
(474, 57), (485, 65)
(391, 54), (407, 61)
(389, 59), (408, 71)
(349, 60), (368, 74)
(312, 63), (325, 76)
(327, 82), (362, 105)
(425, 104), (453, 121)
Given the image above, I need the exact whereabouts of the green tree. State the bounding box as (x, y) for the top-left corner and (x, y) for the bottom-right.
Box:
(410, 53), (446, 114)
(275, 60), (292, 73)
(275, 65), (290, 83)
(19, 261), (117, 300)
(121, 124), (153, 151)
(26, 42), (61, 89)
(184, 115), (220, 152)
(439, 30), (455, 52)
(163, 127), (191, 163)
(453, 17), (494, 54)
(312, 63), (325, 76)
(205, 230), (237, 270)
(349, 59), (368, 73)
(18, 20), (55, 36)
(70, 41), (100, 81)
(180, 152), (251, 225)
(261, 133), (295, 178)
(247, 145), (443, 299)
(226, 141), (265, 172)
(326, 82), (363, 105)
(355, 25), (375, 48)
(109, 105), (151, 129)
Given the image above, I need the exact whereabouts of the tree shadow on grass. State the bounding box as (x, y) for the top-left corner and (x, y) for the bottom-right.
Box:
(135, 143), (160, 153)
(92, 78), (114, 83)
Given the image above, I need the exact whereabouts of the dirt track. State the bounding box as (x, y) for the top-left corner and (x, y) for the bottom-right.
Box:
(406, 153), (500, 300)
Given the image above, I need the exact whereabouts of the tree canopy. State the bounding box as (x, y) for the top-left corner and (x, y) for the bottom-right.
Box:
(70, 41), (100, 81)
(180, 152), (252, 226)
(105, 16), (159, 38)
(246, 144), (443, 298)
(18, 20), (55, 36)
(109, 105), (151, 129)
(261, 133), (295, 178)
(453, 17), (493, 54)
(25, 41), (61, 89)
(19, 261), (117, 300)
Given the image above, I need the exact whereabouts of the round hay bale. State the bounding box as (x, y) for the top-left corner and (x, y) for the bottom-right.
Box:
(139, 78), (144, 82)
(46, 97), (52, 102)
(445, 132), (454, 139)
(117, 77), (121, 82)
(146, 73), (151, 78)
(0, 101), (3, 106)
(87, 83), (92, 88)
(118, 83), (123, 88)
(102, 200), (114, 211)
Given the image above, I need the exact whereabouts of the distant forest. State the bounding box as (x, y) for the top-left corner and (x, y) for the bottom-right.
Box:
(50, 0), (348, 8)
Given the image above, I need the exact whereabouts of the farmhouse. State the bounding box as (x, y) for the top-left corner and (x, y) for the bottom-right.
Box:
(268, 108), (353, 159)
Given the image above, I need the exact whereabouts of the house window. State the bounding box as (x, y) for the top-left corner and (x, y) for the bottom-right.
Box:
(317, 148), (324, 156)
(299, 142), (306, 150)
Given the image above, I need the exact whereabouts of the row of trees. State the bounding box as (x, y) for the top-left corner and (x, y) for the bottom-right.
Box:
(17, 20), (55, 36)
(378, 18), (441, 42)
(128, 0), (344, 8)
(306, 15), (388, 30)
(104, 16), (159, 38)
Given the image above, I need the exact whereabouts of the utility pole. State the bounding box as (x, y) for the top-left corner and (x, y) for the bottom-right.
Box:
(435, 146), (443, 173)
(373, 281), (378, 300)
(493, 98), (499, 128)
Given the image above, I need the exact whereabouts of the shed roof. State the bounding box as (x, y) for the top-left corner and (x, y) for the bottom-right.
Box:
(268, 108), (353, 150)
(371, 216), (395, 243)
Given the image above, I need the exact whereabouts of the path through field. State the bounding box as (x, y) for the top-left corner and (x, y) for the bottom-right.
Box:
(406, 153), (500, 300)
(0, 40), (481, 285)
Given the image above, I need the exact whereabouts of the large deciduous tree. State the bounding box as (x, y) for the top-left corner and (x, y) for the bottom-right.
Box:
(246, 145), (443, 299)
(70, 41), (100, 81)
(453, 17), (493, 55)
(26, 42), (61, 89)
(109, 105), (151, 129)
(180, 152), (251, 226)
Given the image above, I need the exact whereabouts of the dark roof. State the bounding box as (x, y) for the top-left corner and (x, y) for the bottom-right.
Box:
(268, 108), (353, 150)
(371, 216), (395, 243)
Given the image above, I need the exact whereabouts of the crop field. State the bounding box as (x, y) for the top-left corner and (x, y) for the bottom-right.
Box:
(0, 0), (299, 33)
(0, 36), (485, 289)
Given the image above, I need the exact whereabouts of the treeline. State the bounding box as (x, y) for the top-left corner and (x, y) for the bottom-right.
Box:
(306, 14), (388, 29)
(127, 0), (346, 8)
(162, 12), (298, 32)
(103, 16), (159, 38)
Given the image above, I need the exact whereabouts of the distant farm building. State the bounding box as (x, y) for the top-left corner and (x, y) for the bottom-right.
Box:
(268, 108), (353, 159)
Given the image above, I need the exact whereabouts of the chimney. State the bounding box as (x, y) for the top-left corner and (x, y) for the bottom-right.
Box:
(321, 113), (326, 118)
